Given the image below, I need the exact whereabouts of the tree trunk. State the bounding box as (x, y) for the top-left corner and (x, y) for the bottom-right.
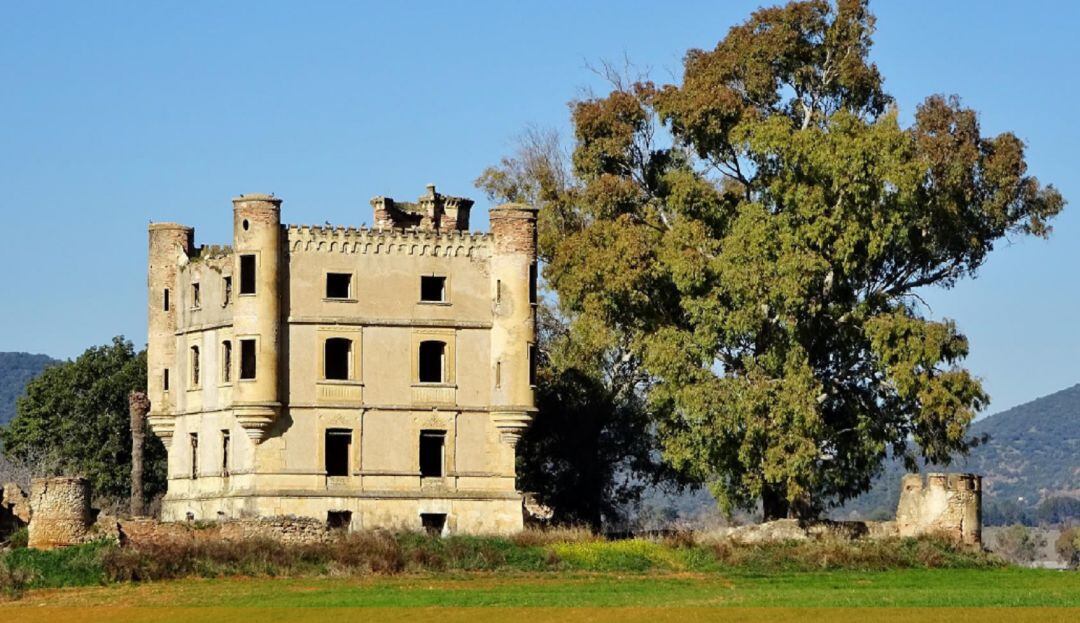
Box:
(129, 391), (150, 516)
(761, 484), (791, 521)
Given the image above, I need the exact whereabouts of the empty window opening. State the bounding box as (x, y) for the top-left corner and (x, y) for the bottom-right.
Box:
(421, 513), (446, 536)
(163, 288), (170, 311)
(191, 283), (201, 309)
(239, 254), (256, 295)
(419, 430), (445, 478)
(221, 430), (230, 477)
(529, 263), (538, 304)
(528, 343), (537, 386)
(418, 341), (445, 383)
(495, 361), (502, 388)
(163, 368), (170, 391)
(325, 429), (352, 477)
(240, 339), (257, 380)
(222, 276), (232, 306)
(496, 279), (502, 304)
(190, 346), (200, 386)
(326, 273), (352, 299)
(324, 338), (352, 380)
(190, 433), (199, 479)
(420, 276), (446, 302)
(221, 341), (232, 383)
(327, 510), (352, 531)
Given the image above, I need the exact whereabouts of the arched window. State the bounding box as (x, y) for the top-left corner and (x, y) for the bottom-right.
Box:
(418, 341), (445, 383)
(324, 338), (351, 380)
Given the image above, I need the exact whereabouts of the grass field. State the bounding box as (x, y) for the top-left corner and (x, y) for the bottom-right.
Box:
(2, 533), (1078, 621)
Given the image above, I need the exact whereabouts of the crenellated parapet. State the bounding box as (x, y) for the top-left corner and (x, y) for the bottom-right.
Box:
(286, 224), (491, 258)
(371, 184), (474, 231)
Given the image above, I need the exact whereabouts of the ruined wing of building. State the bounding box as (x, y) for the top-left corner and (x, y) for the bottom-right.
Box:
(146, 185), (538, 535)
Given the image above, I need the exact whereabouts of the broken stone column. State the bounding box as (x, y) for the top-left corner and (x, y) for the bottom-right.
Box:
(27, 476), (92, 549)
(129, 390), (151, 516)
(896, 472), (981, 545)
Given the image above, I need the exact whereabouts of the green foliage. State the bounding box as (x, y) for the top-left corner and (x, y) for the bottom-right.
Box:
(0, 337), (165, 505)
(480, 0), (1063, 519)
(993, 524), (1046, 565)
(5, 527), (28, 549)
(1, 540), (110, 590)
(0, 352), (58, 426)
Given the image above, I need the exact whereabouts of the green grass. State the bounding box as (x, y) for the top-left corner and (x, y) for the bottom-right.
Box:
(4, 568), (1078, 608)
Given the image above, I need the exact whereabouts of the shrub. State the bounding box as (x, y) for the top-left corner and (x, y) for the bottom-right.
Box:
(994, 524), (1046, 565)
(1055, 526), (1080, 569)
(5, 527), (28, 549)
(0, 558), (33, 599)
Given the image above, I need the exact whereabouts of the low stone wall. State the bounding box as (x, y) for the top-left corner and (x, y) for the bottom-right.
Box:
(115, 515), (329, 547)
(27, 477), (92, 550)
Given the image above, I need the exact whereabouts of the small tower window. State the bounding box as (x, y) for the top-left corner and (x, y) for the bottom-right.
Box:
(239, 339), (256, 380)
(221, 340), (232, 383)
(222, 276), (232, 306)
(191, 283), (201, 309)
(325, 429), (351, 477)
(221, 429), (230, 477)
(324, 338), (352, 380)
(528, 343), (537, 386)
(190, 433), (199, 479)
(529, 263), (538, 304)
(239, 255), (256, 295)
(190, 346), (200, 386)
(326, 273), (352, 299)
(163, 288), (170, 311)
(420, 276), (446, 302)
(418, 341), (445, 383)
(163, 368), (170, 391)
(495, 279), (502, 304)
(419, 430), (445, 478)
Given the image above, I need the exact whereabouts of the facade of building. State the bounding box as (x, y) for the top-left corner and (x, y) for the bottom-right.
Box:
(146, 186), (537, 534)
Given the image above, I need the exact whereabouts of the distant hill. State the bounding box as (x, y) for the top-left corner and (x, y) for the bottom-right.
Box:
(835, 384), (1080, 523)
(0, 352), (59, 426)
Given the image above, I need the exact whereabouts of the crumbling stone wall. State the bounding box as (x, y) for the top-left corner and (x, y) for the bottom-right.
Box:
(1, 482), (31, 538)
(116, 515), (329, 547)
(896, 473), (981, 545)
(27, 477), (92, 550)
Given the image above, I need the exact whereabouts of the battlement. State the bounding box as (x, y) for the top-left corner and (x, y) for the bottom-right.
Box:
(371, 184), (474, 231)
(286, 222), (491, 258)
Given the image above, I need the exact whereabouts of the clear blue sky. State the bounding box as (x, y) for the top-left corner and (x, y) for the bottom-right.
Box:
(1, 1), (1077, 415)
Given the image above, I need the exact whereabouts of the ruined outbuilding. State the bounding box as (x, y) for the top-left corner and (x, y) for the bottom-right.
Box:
(146, 186), (538, 534)
(895, 472), (982, 545)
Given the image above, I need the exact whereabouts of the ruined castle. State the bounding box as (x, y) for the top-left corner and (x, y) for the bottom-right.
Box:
(146, 186), (538, 534)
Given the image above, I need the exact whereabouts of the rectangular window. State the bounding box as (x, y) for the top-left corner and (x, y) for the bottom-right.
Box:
(190, 345), (200, 386)
(529, 263), (538, 304)
(163, 368), (170, 391)
(419, 430), (445, 478)
(221, 341), (232, 383)
(190, 433), (199, 479)
(421, 513), (446, 536)
(240, 339), (256, 380)
(191, 283), (201, 309)
(326, 273), (352, 299)
(418, 341), (445, 383)
(221, 430), (230, 477)
(222, 276), (232, 306)
(239, 254), (256, 295)
(495, 361), (502, 388)
(496, 279), (502, 304)
(325, 429), (351, 477)
(164, 288), (170, 311)
(420, 275), (446, 302)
